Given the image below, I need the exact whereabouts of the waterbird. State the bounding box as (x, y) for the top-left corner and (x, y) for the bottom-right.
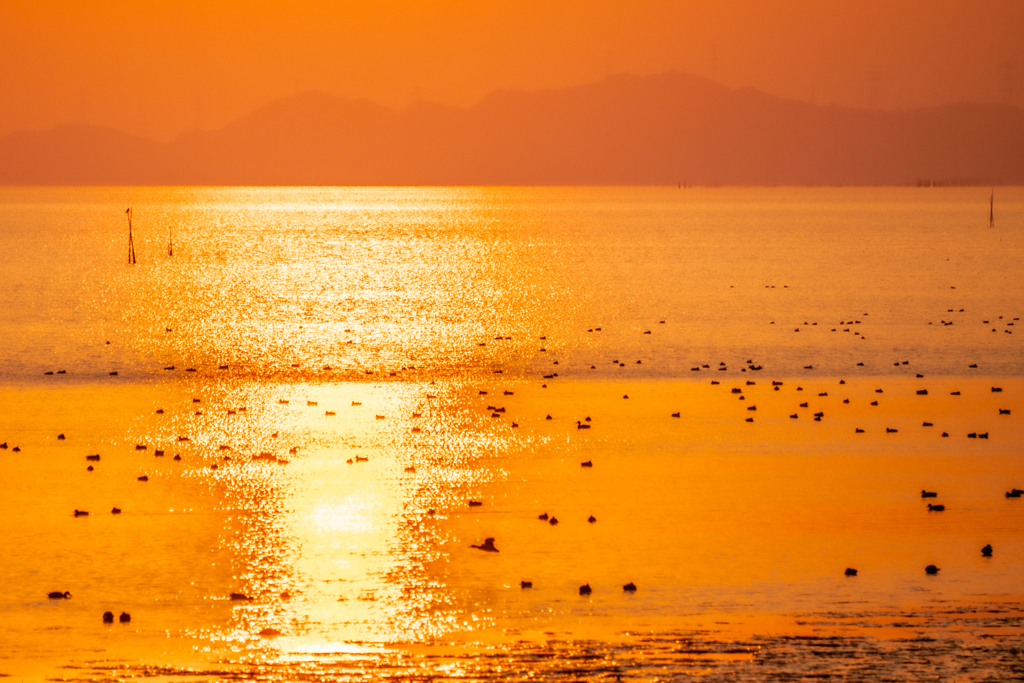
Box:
(927, 504), (945, 511)
(73, 510), (88, 517)
(581, 460), (593, 468)
(925, 565), (940, 575)
(230, 593), (253, 601)
(103, 611), (114, 623)
(588, 515), (597, 523)
(111, 507), (121, 514)
(471, 538), (499, 552)
(521, 581), (533, 589)
(982, 544), (993, 557)
(137, 475), (148, 482)
(86, 454), (100, 461)
(844, 568), (858, 577)
(48, 591), (71, 599)
(921, 490), (937, 498)
(1006, 489), (1023, 498)
(623, 582), (637, 592)
(538, 513), (549, 520)
(119, 612), (131, 623)
(576, 421), (591, 429)
(468, 500), (483, 507)
(549, 517), (559, 525)
(999, 409), (1011, 415)
(579, 584), (592, 596)
(855, 428), (864, 433)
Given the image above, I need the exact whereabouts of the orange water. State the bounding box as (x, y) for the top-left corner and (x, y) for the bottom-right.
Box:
(0, 187), (1022, 680)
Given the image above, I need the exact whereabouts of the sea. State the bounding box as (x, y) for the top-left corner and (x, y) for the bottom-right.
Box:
(0, 186), (1022, 681)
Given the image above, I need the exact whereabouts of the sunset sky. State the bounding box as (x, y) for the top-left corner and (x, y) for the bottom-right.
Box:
(1, 0), (1022, 141)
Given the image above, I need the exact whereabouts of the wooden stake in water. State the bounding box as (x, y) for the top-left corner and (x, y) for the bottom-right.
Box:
(168, 225), (174, 257)
(126, 207), (137, 264)
(990, 190), (994, 227)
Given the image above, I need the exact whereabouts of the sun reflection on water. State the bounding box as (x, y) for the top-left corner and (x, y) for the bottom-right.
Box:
(3, 187), (1023, 679)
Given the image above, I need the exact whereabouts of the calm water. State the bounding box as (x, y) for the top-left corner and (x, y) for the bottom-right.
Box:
(0, 187), (1022, 680)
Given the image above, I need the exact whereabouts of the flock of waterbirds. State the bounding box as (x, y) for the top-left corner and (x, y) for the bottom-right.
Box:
(466, 307), (1018, 592)
(9, 296), (1019, 616)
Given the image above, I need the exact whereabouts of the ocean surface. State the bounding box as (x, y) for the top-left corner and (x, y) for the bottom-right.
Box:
(0, 186), (1022, 681)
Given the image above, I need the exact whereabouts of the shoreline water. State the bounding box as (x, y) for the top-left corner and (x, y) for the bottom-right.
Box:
(2, 374), (1021, 680)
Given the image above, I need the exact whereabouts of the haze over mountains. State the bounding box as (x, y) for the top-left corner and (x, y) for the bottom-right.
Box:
(2, 72), (1022, 186)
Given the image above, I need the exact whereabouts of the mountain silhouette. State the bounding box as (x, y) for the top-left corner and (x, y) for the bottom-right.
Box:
(2, 72), (1022, 185)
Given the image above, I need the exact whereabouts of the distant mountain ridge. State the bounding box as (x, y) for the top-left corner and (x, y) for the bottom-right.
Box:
(2, 72), (1023, 186)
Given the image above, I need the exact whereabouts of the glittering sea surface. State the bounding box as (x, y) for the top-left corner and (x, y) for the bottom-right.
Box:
(0, 186), (1022, 681)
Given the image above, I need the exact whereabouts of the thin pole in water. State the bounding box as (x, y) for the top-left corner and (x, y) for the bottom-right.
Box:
(126, 207), (137, 264)
(990, 190), (994, 227)
(168, 225), (173, 257)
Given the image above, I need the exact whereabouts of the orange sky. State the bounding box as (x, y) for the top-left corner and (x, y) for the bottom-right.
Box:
(1, 0), (1022, 141)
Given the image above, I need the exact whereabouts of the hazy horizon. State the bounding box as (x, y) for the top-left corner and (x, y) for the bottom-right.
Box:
(8, 69), (1024, 144)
